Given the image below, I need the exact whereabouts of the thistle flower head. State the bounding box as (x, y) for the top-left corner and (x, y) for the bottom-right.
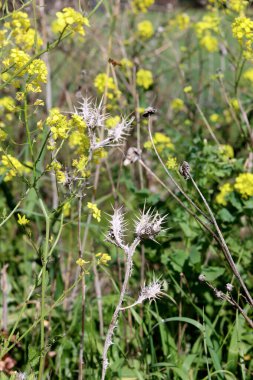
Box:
(135, 207), (166, 240)
(77, 96), (107, 130)
(137, 279), (164, 304)
(107, 117), (133, 144)
(106, 207), (127, 248)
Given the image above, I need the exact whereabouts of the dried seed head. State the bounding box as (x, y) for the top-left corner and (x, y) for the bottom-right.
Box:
(226, 283), (233, 292)
(137, 279), (163, 304)
(179, 161), (191, 180)
(135, 208), (166, 240)
(142, 107), (157, 118)
(124, 147), (142, 166)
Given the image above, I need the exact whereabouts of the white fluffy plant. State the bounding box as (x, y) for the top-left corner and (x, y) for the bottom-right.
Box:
(101, 207), (166, 380)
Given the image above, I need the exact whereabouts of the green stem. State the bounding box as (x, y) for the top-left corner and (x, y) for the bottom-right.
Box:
(38, 198), (50, 380)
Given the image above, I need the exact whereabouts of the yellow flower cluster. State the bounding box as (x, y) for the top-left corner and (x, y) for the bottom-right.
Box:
(219, 144), (234, 159)
(94, 73), (121, 100)
(229, 0), (248, 13)
(169, 13), (190, 31)
(46, 108), (70, 140)
(137, 20), (154, 40)
(105, 116), (121, 129)
(209, 0), (248, 14)
(195, 13), (220, 52)
(72, 155), (90, 178)
(234, 173), (253, 198)
(171, 98), (184, 111)
(166, 156), (178, 170)
(2, 49), (47, 93)
(0, 154), (30, 182)
(131, 0), (154, 13)
(96, 253), (111, 265)
(0, 30), (9, 48)
(87, 202), (101, 222)
(243, 68), (253, 81)
(52, 7), (89, 36)
(4, 11), (43, 50)
(200, 34), (218, 52)
(47, 161), (66, 184)
(144, 133), (174, 153)
(0, 97), (15, 139)
(232, 16), (253, 59)
(68, 114), (89, 154)
(136, 69), (153, 89)
(215, 183), (233, 206)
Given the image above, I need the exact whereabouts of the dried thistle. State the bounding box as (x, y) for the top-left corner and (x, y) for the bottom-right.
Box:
(135, 208), (166, 240)
(105, 207), (128, 249)
(137, 279), (164, 304)
(142, 106), (157, 118)
(77, 96), (107, 130)
(179, 161), (191, 180)
(124, 147), (142, 166)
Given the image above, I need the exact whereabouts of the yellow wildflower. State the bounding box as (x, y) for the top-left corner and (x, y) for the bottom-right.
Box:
(0, 96), (15, 114)
(169, 13), (190, 31)
(76, 258), (90, 270)
(195, 13), (220, 37)
(184, 86), (192, 93)
(46, 108), (69, 140)
(105, 116), (121, 129)
(215, 183), (233, 206)
(131, 0), (154, 13)
(144, 132), (174, 153)
(120, 58), (133, 68)
(94, 73), (121, 99)
(63, 201), (71, 217)
(210, 113), (220, 123)
(232, 16), (253, 40)
(234, 173), (253, 198)
(243, 68), (253, 82)
(52, 7), (89, 36)
(136, 69), (153, 90)
(229, 0), (248, 13)
(34, 99), (45, 106)
(171, 98), (184, 111)
(0, 154), (29, 182)
(137, 20), (154, 40)
(47, 161), (66, 184)
(96, 253), (111, 265)
(72, 155), (89, 177)
(87, 202), (101, 222)
(230, 98), (239, 110)
(200, 33), (218, 52)
(17, 213), (30, 226)
(0, 30), (9, 48)
(166, 156), (178, 170)
(219, 144), (234, 159)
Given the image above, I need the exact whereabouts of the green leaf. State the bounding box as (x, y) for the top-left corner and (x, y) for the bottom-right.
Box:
(217, 208), (235, 223)
(170, 249), (187, 272)
(201, 266), (225, 281)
